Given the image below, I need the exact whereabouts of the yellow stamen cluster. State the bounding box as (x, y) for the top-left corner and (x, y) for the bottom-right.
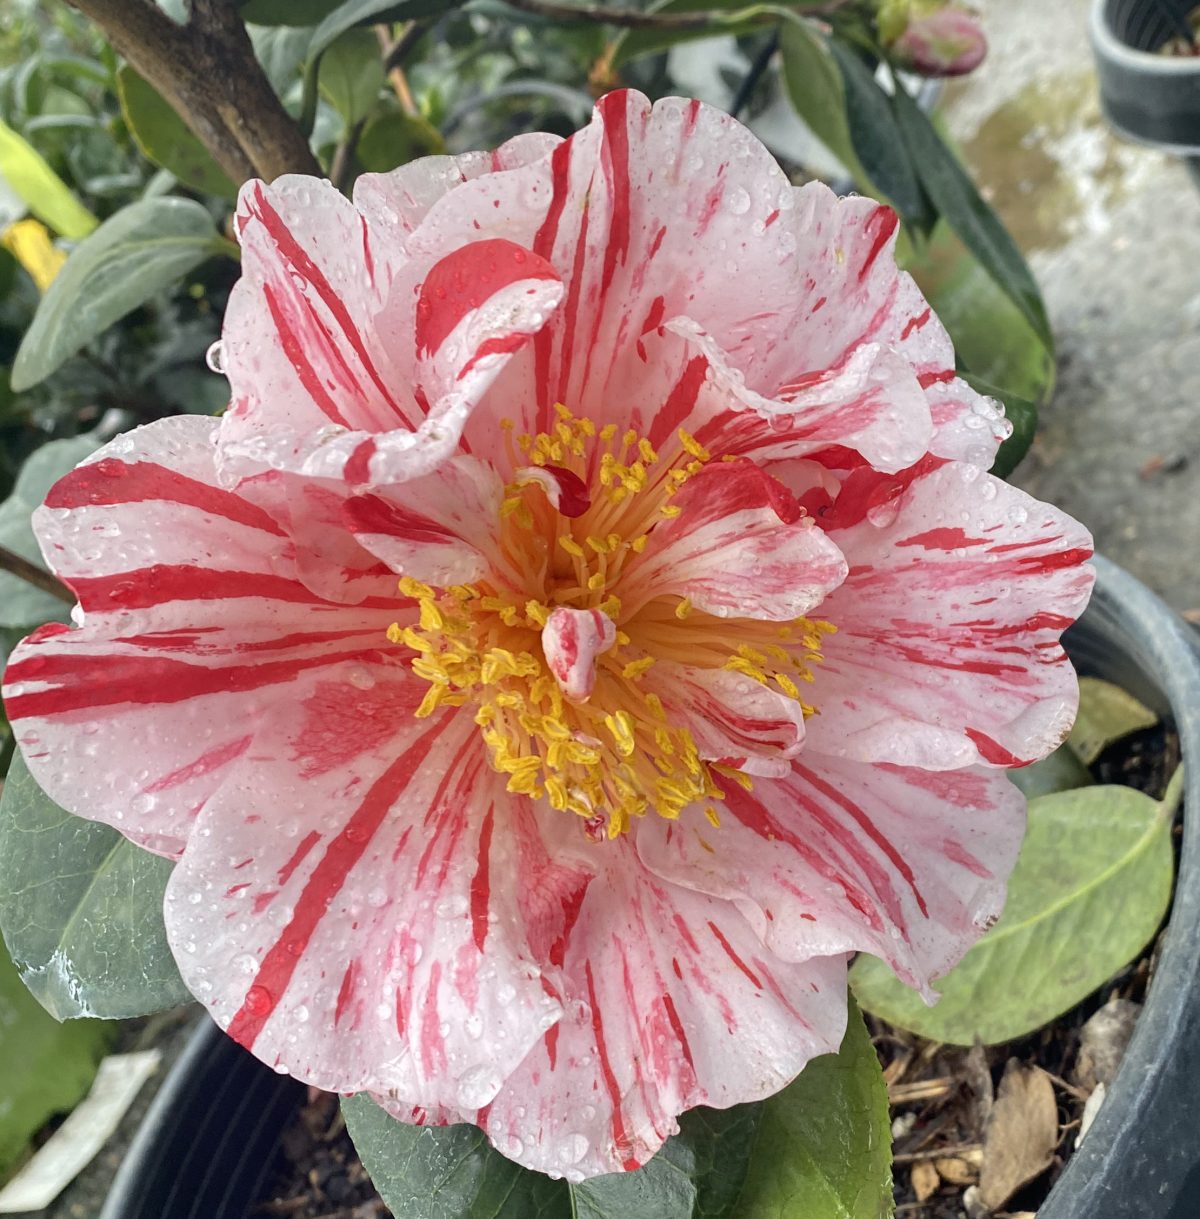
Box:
(387, 406), (833, 838)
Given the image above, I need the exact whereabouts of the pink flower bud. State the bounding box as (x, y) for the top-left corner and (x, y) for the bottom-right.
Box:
(892, 8), (988, 77)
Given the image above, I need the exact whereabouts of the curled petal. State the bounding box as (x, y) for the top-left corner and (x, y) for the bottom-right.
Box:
(542, 607), (617, 702)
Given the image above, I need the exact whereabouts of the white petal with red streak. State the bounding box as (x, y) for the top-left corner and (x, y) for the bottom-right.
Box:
(639, 759), (1025, 996)
(166, 713), (565, 1107)
(651, 663), (806, 777)
(2, 417), (403, 856)
(806, 459), (1094, 768)
(622, 457), (847, 620)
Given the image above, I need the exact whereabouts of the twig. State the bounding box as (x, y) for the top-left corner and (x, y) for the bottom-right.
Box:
(67, 0), (319, 183)
(893, 1142), (983, 1165)
(375, 23), (420, 115)
(0, 544), (74, 605)
(330, 117), (366, 191)
(730, 29), (779, 119)
(888, 1077), (956, 1104)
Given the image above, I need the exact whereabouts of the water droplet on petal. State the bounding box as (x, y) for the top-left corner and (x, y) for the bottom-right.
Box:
(205, 340), (226, 375)
(243, 984), (272, 1014)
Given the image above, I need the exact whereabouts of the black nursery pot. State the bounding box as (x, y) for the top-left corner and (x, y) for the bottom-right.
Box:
(99, 557), (1200, 1219)
(1092, 0), (1200, 155)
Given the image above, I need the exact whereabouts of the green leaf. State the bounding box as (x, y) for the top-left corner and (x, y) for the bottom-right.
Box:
(240, 0), (339, 24)
(0, 434), (100, 629)
(1006, 742), (1092, 801)
(1068, 676), (1158, 767)
(778, 16), (867, 188)
(249, 23), (315, 95)
(851, 772), (1182, 1046)
(828, 41), (928, 228)
(611, 0), (772, 68)
(319, 28), (387, 127)
(0, 942), (115, 1178)
(736, 998), (892, 1219)
(891, 82), (1053, 352)
(12, 197), (232, 392)
(117, 67), (238, 200)
(356, 110), (445, 172)
(345, 1001), (889, 1219)
(0, 752), (191, 1021)
(341, 1095), (570, 1218)
(0, 119), (97, 240)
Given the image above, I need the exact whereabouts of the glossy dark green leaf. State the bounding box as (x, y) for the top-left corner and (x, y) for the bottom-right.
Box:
(829, 41), (929, 228)
(319, 28), (387, 126)
(0, 752), (190, 1021)
(891, 82), (1053, 351)
(778, 15), (866, 187)
(249, 23), (315, 95)
(611, 0), (772, 68)
(851, 772), (1182, 1046)
(960, 371), (1038, 480)
(356, 110), (445, 171)
(0, 434), (100, 629)
(0, 943), (115, 1176)
(736, 998), (892, 1219)
(117, 67), (238, 199)
(12, 197), (233, 391)
(341, 1096), (570, 1219)
(240, 0), (339, 24)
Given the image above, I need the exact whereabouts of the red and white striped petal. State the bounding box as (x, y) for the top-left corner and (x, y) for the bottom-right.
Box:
(165, 711), (569, 1105)
(651, 663), (806, 777)
(1, 417), (403, 856)
(622, 457), (847, 620)
(638, 758), (1024, 995)
(378, 844), (847, 1179)
(806, 459), (1094, 768)
(353, 134), (561, 249)
(343, 456), (508, 587)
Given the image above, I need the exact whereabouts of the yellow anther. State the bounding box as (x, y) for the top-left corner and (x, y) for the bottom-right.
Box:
(622, 656), (656, 680)
(398, 576), (434, 600)
(604, 710), (637, 757)
(587, 572), (606, 592)
(678, 429), (710, 461)
(558, 536), (585, 558)
(386, 623), (404, 644)
(660, 503), (682, 518)
(418, 599), (444, 632)
(674, 597), (693, 620)
(705, 805), (721, 828)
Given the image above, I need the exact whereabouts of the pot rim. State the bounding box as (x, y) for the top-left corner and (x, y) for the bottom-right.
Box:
(1091, 0), (1200, 74)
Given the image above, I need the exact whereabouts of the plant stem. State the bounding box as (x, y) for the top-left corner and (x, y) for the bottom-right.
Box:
(730, 29), (779, 118)
(499, 0), (843, 29)
(67, 0), (319, 183)
(0, 545), (74, 605)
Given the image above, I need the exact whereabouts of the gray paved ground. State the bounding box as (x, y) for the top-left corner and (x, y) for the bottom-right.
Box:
(951, 0), (1200, 617)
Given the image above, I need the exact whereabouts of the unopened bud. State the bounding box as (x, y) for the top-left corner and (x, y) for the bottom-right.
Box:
(889, 7), (987, 78)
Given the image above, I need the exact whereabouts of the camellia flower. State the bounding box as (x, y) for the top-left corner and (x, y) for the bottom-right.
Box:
(3, 92), (1092, 1180)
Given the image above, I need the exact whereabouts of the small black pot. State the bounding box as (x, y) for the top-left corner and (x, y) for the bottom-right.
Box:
(1092, 0), (1200, 156)
(100, 558), (1200, 1219)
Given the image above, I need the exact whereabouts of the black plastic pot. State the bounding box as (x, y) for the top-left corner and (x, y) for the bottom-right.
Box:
(99, 557), (1200, 1219)
(1092, 0), (1200, 157)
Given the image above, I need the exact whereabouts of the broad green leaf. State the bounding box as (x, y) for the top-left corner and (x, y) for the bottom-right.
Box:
(240, 0), (339, 23)
(0, 752), (191, 1021)
(778, 16), (867, 188)
(12, 197), (233, 392)
(0, 434), (99, 629)
(0, 119), (96, 240)
(117, 67), (238, 200)
(341, 1096), (570, 1218)
(851, 772), (1183, 1046)
(891, 83), (1053, 352)
(319, 28), (387, 127)
(249, 23), (315, 95)
(960, 371), (1038, 481)
(828, 41), (929, 228)
(736, 999), (892, 1219)
(1007, 742), (1092, 801)
(611, 0), (773, 67)
(356, 110), (445, 172)
(0, 943), (115, 1178)
(1069, 676), (1158, 766)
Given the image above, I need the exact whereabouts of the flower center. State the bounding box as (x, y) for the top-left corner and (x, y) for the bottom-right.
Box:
(388, 407), (832, 838)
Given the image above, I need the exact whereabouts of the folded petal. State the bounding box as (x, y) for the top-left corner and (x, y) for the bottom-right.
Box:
(621, 457), (847, 620)
(806, 459), (1094, 767)
(638, 758), (1024, 995)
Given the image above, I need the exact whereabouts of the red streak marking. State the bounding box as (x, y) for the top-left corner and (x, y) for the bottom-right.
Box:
(896, 527), (990, 550)
(965, 728), (1029, 767)
(278, 831), (321, 886)
(252, 891), (276, 915)
(335, 960), (359, 1027)
(226, 714), (450, 1049)
(544, 1022), (559, 1070)
(706, 920), (763, 988)
(900, 307), (931, 341)
(810, 296), (827, 313)
(918, 369), (957, 388)
(585, 961), (638, 1170)
(456, 331), (528, 381)
(420, 961), (447, 1075)
(470, 805), (494, 953)
(598, 90), (631, 301)
(647, 356), (708, 448)
(660, 993), (696, 1074)
(538, 465), (591, 517)
(345, 493), (458, 544)
(416, 239), (558, 357)
(143, 734), (252, 794)
(764, 209), (780, 228)
(261, 281), (352, 428)
(684, 98), (701, 135)
(344, 439), (376, 486)
(859, 206), (899, 280)
(226, 883), (250, 897)
(46, 461), (286, 537)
